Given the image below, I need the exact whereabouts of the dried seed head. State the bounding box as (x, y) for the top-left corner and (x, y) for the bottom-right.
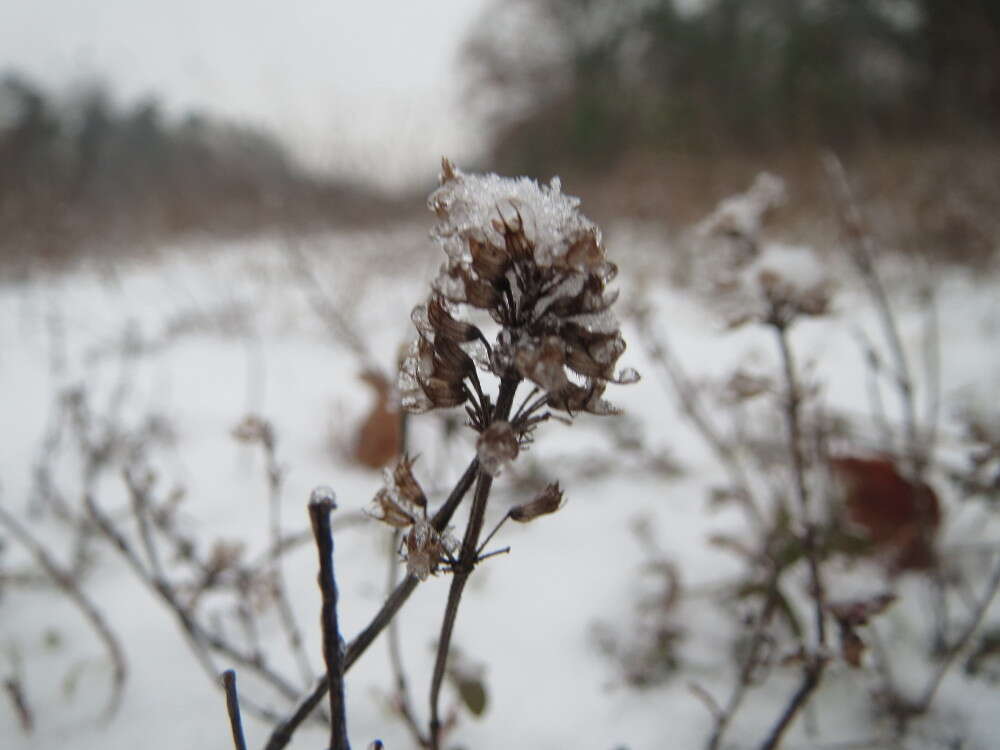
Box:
(398, 328), (472, 413)
(547, 381), (621, 416)
(392, 454), (427, 509)
(367, 455), (428, 527)
(403, 519), (457, 580)
(510, 482), (565, 522)
(428, 296), (482, 343)
(440, 157), (458, 184)
(419, 376), (468, 409)
(433, 336), (476, 381)
(469, 236), (511, 282)
(476, 420), (520, 476)
(367, 487), (417, 529)
(515, 336), (570, 393)
(231, 415), (273, 447)
(725, 370), (772, 401)
(402, 161), (638, 416)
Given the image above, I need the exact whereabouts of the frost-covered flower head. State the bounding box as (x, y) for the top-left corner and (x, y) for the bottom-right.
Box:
(399, 159), (638, 420)
(693, 173), (831, 329)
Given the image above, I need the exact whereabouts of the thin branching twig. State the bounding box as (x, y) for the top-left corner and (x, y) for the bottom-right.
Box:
(84, 492), (296, 721)
(917, 550), (1000, 711)
(386, 528), (429, 747)
(756, 316), (828, 750)
(309, 491), (351, 750)
(0, 503), (127, 720)
(428, 377), (519, 749)
(823, 153), (925, 476)
(636, 315), (765, 528)
(264, 457), (481, 750)
(3, 676), (34, 734)
(222, 669), (249, 750)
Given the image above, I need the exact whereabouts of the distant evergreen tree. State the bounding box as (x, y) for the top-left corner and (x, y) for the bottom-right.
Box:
(463, 0), (1000, 174)
(0, 72), (399, 266)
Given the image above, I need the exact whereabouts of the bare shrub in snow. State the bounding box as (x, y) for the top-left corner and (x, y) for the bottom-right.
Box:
(628, 165), (1000, 750)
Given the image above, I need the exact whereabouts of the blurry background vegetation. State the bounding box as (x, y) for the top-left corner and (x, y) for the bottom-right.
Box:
(463, 0), (1000, 256)
(467, 0), (1000, 171)
(3, 0), (999, 270)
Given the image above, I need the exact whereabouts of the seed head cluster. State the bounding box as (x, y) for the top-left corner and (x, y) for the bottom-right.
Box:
(399, 159), (638, 420)
(372, 161), (639, 579)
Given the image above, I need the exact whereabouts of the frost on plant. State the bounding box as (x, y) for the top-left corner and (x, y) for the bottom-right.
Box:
(398, 158), (638, 419)
(376, 160), (638, 583)
(692, 173), (833, 329)
(366, 454), (458, 580)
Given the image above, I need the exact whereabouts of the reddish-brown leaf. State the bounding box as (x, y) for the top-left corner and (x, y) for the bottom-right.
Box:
(354, 370), (401, 469)
(830, 456), (941, 572)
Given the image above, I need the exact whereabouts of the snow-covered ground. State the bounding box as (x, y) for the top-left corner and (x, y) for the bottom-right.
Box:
(2, 206), (999, 749)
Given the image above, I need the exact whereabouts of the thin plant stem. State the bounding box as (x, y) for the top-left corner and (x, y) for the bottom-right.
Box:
(476, 511), (512, 556)
(222, 670), (249, 750)
(3, 677), (33, 734)
(427, 477), (490, 747)
(854, 329), (895, 450)
(260, 430), (314, 687)
(428, 377), (519, 750)
(0, 503), (127, 720)
(386, 527), (429, 747)
(772, 321), (826, 647)
(309, 495), (351, 750)
(264, 457), (481, 750)
(83, 494), (299, 717)
(759, 664), (823, 750)
(707, 584), (780, 750)
(823, 154), (923, 475)
(756, 320), (828, 750)
(285, 240), (372, 365)
(638, 319), (765, 528)
(917, 551), (1000, 711)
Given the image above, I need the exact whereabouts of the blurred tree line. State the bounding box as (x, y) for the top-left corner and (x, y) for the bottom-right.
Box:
(464, 0), (1000, 175)
(0, 73), (399, 269)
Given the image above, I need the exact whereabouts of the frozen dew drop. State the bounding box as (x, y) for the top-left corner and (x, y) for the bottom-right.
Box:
(310, 485), (338, 508)
(616, 367), (641, 385)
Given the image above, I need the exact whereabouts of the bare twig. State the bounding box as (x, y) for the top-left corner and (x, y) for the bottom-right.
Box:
(309, 490), (351, 750)
(771, 321), (826, 647)
(428, 475), (491, 749)
(823, 154), (923, 476)
(256, 422), (314, 687)
(428, 377), (519, 750)
(706, 585), (780, 750)
(755, 319), (829, 750)
(386, 529), (429, 747)
(918, 284), (941, 470)
(264, 457), (481, 750)
(285, 241), (373, 366)
(853, 329), (895, 450)
(84, 493), (298, 720)
(759, 660), (824, 750)
(222, 670), (249, 750)
(917, 551), (1000, 711)
(3, 677), (33, 734)
(636, 316), (764, 528)
(0, 503), (126, 720)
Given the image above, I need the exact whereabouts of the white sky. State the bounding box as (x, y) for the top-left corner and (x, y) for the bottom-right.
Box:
(0, 0), (492, 190)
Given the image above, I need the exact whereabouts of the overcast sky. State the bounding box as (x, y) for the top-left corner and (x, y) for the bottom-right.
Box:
(0, 0), (492, 190)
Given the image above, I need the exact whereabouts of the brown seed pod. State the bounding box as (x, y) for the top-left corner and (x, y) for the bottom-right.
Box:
(469, 236), (511, 283)
(392, 454), (427, 509)
(510, 482), (565, 522)
(476, 421), (520, 476)
(428, 296), (482, 343)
